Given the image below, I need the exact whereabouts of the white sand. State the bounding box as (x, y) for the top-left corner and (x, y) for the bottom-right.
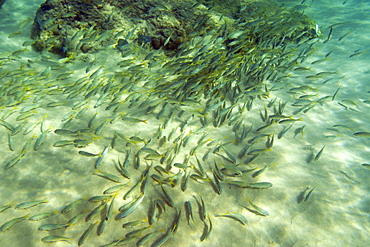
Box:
(0, 0), (369, 247)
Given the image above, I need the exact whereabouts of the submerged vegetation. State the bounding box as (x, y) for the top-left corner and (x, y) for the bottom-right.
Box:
(1, 0), (360, 246)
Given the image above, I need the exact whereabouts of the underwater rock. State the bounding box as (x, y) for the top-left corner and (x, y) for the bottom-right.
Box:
(30, 0), (316, 58)
(30, 0), (225, 57)
(0, 0), (6, 9)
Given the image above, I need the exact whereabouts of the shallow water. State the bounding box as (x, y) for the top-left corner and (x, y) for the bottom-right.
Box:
(0, 0), (369, 247)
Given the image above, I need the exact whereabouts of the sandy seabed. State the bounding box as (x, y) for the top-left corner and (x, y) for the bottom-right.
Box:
(0, 0), (369, 246)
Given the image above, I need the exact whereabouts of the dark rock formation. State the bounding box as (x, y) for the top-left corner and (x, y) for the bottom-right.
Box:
(30, 0), (239, 57)
(0, 0), (6, 9)
(30, 0), (317, 58)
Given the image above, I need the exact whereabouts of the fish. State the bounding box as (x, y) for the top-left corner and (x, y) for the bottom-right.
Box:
(88, 112), (98, 129)
(247, 134), (270, 144)
(11, 121), (28, 136)
(16, 112), (34, 121)
(342, 100), (359, 109)
(104, 184), (128, 194)
(200, 218), (210, 242)
(266, 134), (274, 148)
(294, 66), (311, 71)
(325, 134), (340, 140)
(278, 123), (294, 139)
(304, 187), (316, 201)
(15, 200), (48, 209)
(316, 71), (337, 77)
(54, 129), (76, 136)
(95, 146), (109, 168)
(151, 229), (173, 247)
(123, 179), (142, 200)
(168, 209), (181, 233)
(160, 185), (174, 207)
(38, 223), (70, 231)
(210, 171), (222, 195)
(237, 144), (252, 159)
(349, 50), (367, 58)
(181, 171), (190, 192)
(53, 140), (74, 147)
(216, 213), (248, 225)
(4, 153), (24, 170)
(148, 200), (158, 226)
(193, 195), (206, 221)
(41, 236), (72, 244)
(126, 226), (151, 238)
(220, 165), (245, 177)
(311, 58), (329, 65)
(353, 132), (370, 138)
(294, 125), (306, 138)
(323, 26), (333, 43)
(20, 103), (41, 114)
(221, 146), (237, 164)
(184, 201), (194, 225)
(93, 170), (122, 183)
(61, 198), (86, 214)
(116, 193), (145, 219)
(331, 84), (342, 101)
(78, 151), (100, 157)
(325, 49), (337, 58)
(0, 202), (14, 213)
(141, 147), (162, 157)
(88, 195), (113, 203)
(125, 27), (137, 40)
(252, 162), (274, 178)
(361, 163), (370, 169)
(200, 215), (213, 241)
(136, 231), (160, 246)
(105, 195), (116, 222)
(122, 220), (148, 229)
(228, 181), (273, 189)
(243, 199), (269, 216)
(297, 187), (310, 204)
(34, 129), (51, 150)
(0, 214), (29, 231)
(8, 31), (23, 38)
(314, 145), (326, 161)
(338, 102), (348, 110)
(212, 162), (224, 181)
(85, 202), (106, 222)
(113, 236), (138, 246)
(78, 221), (99, 246)
(29, 211), (58, 221)
(278, 118), (302, 124)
